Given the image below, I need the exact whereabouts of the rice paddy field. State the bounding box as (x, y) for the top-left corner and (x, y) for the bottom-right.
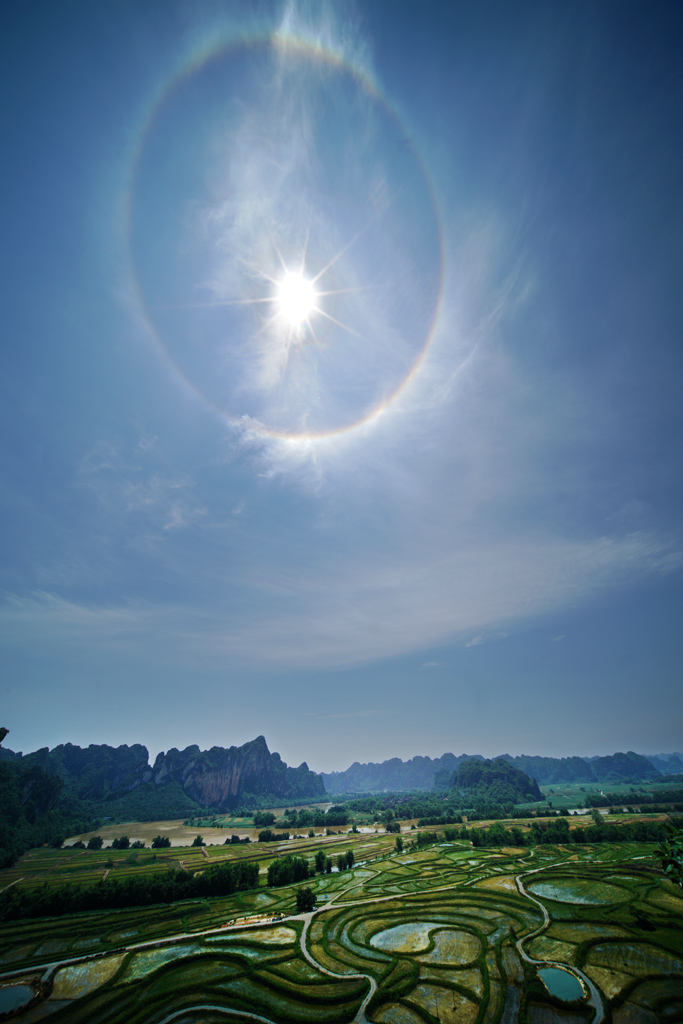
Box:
(1, 832), (682, 1024)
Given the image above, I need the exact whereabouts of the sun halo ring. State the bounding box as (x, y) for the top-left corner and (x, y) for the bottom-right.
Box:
(126, 33), (445, 443)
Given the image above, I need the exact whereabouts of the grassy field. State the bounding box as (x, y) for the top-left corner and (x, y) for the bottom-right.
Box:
(535, 778), (683, 811)
(0, 823), (681, 1024)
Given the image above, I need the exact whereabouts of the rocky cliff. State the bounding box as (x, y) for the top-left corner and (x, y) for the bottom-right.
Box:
(5, 735), (325, 812)
(151, 735), (325, 809)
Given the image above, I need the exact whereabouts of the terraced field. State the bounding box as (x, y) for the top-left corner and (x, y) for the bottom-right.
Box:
(1, 838), (681, 1023)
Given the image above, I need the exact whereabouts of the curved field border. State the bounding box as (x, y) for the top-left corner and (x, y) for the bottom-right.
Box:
(515, 864), (604, 1023)
(6, 845), (675, 1023)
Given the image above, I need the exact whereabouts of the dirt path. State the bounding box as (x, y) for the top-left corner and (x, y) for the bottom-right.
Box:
(1, 852), (604, 1024)
(296, 909), (377, 1024)
(0, 877), (24, 895)
(514, 864), (604, 1024)
(156, 1008), (275, 1024)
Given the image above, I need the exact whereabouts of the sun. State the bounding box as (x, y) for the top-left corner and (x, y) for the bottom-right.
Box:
(276, 271), (317, 329)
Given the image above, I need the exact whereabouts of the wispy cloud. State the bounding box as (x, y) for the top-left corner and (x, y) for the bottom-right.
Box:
(79, 439), (206, 535)
(3, 532), (677, 672)
(420, 661), (442, 669)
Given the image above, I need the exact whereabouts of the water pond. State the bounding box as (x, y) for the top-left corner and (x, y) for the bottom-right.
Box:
(528, 878), (626, 905)
(0, 985), (34, 1014)
(370, 922), (441, 953)
(538, 967), (585, 1002)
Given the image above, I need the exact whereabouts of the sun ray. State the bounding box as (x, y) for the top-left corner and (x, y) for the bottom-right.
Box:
(270, 235), (289, 276)
(311, 198), (391, 284)
(160, 296), (277, 310)
(311, 220), (373, 284)
(315, 306), (367, 342)
(299, 215), (311, 275)
(302, 318), (330, 349)
(315, 286), (373, 297)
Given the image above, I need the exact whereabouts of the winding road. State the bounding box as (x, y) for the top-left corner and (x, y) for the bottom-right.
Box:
(514, 865), (604, 1024)
(2, 852), (606, 1024)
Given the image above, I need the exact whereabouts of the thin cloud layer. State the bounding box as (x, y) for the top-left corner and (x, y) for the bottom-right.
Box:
(1, 0), (682, 757)
(2, 531), (677, 671)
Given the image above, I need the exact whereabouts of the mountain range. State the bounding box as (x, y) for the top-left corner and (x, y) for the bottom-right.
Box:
(3, 735), (680, 808)
(321, 749), (680, 793)
(0, 735), (324, 815)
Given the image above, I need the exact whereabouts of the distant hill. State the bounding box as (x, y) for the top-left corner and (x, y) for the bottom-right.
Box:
(1, 735), (324, 816)
(644, 753), (683, 776)
(322, 749), (664, 792)
(501, 751), (662, 785)
(453, 757), (542, 805)
(321, 753), (481, 794)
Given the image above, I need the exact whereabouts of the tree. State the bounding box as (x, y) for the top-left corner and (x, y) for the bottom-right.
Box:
(296, 887), (316, 912)
(191, 835), (205, 847)
(267, 854), (312, 887)
(111, 836), (130, 850)
(152, 835), (171, 848)
(345, 849), (354, 868)
(258, 829), (290, 842)
(253, 811), (276, 828)
(87, 835), (103, 850)
(659, 819), (683, 888)
(314, 849), (327, 873)
(395, 836), (404, 853)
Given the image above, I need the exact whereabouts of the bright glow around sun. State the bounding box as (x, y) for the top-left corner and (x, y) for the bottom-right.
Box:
(277, 271), (317, 329)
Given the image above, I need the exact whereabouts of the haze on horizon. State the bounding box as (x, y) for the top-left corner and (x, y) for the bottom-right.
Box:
(1, 0), (682, 775)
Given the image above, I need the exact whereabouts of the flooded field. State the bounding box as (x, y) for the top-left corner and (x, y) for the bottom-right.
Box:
(0, 835), (681, 1024)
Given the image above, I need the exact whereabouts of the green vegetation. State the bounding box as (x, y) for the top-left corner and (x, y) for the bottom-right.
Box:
(296, 887), (316, 912)
(586, 786), (683, 809)
(258, 829), (291, 843)
(0, 759), (93, 867)
(0, 859), (259, 922)
(1, 816), (682, 1024)
(267, 854), (312, 887)
(659, 818), (683, 887)
(453, 756), (542, 804)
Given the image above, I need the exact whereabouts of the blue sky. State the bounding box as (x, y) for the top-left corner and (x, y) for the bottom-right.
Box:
(1, 0), (682, 772)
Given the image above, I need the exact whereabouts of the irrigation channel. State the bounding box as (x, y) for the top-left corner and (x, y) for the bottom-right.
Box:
(1, 858), (605, 1024)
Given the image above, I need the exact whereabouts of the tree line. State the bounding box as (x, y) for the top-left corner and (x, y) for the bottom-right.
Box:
(0, 859), (259, 922)
(254, 807), (350, 829)
(416, 817), (669, 849)
(266, 848), (356, 887)
(585, 789), (683, 809)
